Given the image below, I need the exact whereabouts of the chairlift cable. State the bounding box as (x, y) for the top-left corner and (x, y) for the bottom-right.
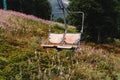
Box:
(57, 0), (63, 10)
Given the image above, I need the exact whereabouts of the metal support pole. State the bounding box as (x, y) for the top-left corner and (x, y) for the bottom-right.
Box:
(62, 8), (68, 45)
(3, 0), (7, 10)
(57, 0), (68, 45)
(80, 12), (84, 33)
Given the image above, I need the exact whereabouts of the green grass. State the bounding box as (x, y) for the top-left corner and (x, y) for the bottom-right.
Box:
(0, 11), (120, 80)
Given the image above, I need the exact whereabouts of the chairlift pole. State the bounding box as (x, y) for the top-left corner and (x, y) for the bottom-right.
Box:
(57, 0), (68, 45)
(62, 7), (68, 45)
(3, 0), (7, 10)
(78, 11), (84, 33)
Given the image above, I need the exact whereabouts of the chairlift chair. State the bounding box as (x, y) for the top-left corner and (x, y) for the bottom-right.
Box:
(41, 0), (84, 51)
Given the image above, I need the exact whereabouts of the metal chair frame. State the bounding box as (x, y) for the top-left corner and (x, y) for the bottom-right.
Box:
(41, 11), (84, 51)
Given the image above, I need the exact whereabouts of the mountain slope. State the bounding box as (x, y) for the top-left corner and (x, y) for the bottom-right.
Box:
(0, 10), (120, 80)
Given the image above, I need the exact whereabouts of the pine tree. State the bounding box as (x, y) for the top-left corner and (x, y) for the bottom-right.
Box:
(0, 0), (52, 19)
(68, 0), (120, 42)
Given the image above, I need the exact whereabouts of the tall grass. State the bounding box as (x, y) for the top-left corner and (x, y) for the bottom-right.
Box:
(0, 9), (120, 80)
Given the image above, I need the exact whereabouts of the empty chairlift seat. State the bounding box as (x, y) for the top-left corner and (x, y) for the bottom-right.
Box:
(41, 33), (81, 50)
(41, 0), (84, 50)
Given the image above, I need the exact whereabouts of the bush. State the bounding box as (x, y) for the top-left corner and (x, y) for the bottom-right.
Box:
(55, 17), (64, 23)
(114, 38), (120, 47)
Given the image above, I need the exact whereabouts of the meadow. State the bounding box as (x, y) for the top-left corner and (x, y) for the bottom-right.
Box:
(0, 9), (120, 80)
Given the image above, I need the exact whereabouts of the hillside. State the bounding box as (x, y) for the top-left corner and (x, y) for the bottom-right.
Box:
(0, 10), (120, 80)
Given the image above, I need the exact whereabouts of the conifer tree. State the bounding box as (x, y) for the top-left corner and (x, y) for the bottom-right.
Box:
(0, 0), (52, 19)
(68, 0), (120, 42)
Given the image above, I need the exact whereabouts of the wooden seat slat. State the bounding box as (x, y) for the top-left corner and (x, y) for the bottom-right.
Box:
(57, 45), (77, 49)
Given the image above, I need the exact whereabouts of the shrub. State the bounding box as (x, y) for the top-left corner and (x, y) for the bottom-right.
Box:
(114, 38), (120, 47)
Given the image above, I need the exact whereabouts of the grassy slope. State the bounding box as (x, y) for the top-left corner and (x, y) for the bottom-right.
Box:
(0, 10), (120, 80)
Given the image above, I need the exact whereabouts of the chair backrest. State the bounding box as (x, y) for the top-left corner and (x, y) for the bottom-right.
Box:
(64, 33), (81, 44)
(49, 33), (63, 44)
(49, 33), (81, 44)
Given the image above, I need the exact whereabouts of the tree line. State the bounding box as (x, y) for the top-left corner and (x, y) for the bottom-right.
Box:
(67, 0), (120, 43)
(0, 0), (51, 19)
